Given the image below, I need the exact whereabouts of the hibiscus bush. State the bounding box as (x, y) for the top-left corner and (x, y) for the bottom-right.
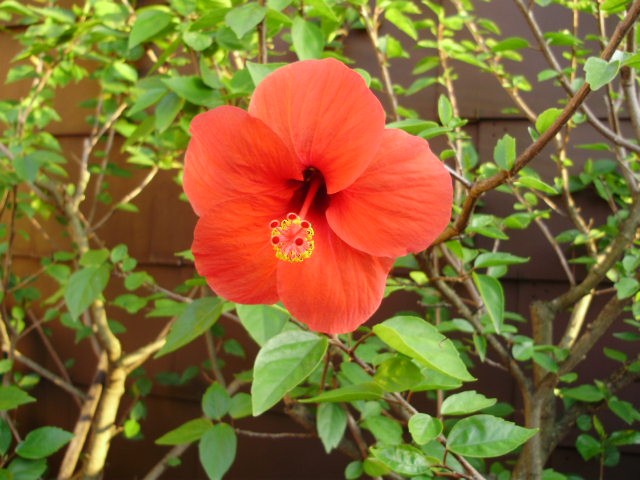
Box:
(1, 0), (640, 479)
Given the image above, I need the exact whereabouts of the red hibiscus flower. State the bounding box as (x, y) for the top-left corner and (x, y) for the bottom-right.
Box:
(183, 58), (453, 334)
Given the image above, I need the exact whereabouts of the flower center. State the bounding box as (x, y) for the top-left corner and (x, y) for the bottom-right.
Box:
(270, 213), (315, 262)
(269, 174), (322, 263)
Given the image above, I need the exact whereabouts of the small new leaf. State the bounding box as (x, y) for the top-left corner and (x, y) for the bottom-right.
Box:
(584, 57), (620, 91)
(493, 134), (516, 170)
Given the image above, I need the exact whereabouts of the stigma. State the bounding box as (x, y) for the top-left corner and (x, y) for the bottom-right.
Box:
(270, 213), (314, 263)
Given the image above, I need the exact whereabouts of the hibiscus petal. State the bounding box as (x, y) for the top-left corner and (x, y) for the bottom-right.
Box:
(192, 193), (296, 305)
(326, 129), (453, 257)
(184, 106), (303, 216)
(248, 59), (386, 194)
(277, 213), (393, 334)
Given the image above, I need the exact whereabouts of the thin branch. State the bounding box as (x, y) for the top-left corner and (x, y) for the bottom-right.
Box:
(513, 189), (575, 285)
(142, 443), (191, 480)
(90, 165), (159, 232)
(451, 0), (537, 122)
(235, 429), (315, 439)
(9, 349), (87, 400)
(359, 4), (400, 121)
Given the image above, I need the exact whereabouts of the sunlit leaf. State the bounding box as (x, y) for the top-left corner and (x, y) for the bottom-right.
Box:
(251, 330), (327, 415)
(374, 316), (474, 382)
(155, 297), (223, 357)
(156, 418), (213, 446)
(447, 415), (537, 458)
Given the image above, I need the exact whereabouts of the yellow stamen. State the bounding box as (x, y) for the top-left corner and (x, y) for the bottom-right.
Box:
(270, 213), (315, 262)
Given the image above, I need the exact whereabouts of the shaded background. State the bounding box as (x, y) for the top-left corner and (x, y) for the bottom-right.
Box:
(1, 1), (639, 478)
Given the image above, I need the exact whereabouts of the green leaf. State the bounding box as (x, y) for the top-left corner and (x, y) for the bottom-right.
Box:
(237, 304), (289, 346)
(124, 271), (154, 291)
(129, 7), (173, 49)
(80, 248), (109, 267)
(562, 384), (605, 402)
(301, 382), (385, 403)
(472, 273), (504, 333)
(156, 418), (213, 445)
(408, 413), (442, 445)
(225, 2), (266, 39)
(0, 419), (12, 455)
(202, 383), (230, 420)
(437, 94), (453, 126)
(64, 265), (110, 320)
(155, 297), (223, 357)
(616, 277), (640, 299)
(251, 330), (328, 415)
(6, 458), (47, 480)
(245, 62), (287, 88)
(229, 393), (252, 419)
(123, 419), (140, 439)
(603, 347), (627, 363)
(493, 134), (516, 170)
(183, 30), (213, 51)
(447, 415), (537, 458)
(385, 8), (417, 40)
(364, 416), (404, 447)
(492, 36), (529, 52)
(474, 252), (529, 269)
(373, 356), (422, 392)
(516, 175), (558, 194)
(16, 427), (74, 459)
(306, 0), (338, 20)
(0, 386), (35, 410)
(317, 403), (347, 453)
(344, 461), (364, 480)
(608, 398), (640, 424)
(370, 444), (432, 476)
(576, 434), (601, 460)
(291, 17), (324, 60)
(441, 390), (497, 416)
(536, 107), (563, 134)
(198, 423), (237, 480)
(161, 76), (218, 107)
(584, 56), (620, 91)
(412, 367), (462, 391)
(155, 92), (183, 132)
(373, 316), (474, 382)
(14, 155), (39, 182)
(602, 0), (631, 12)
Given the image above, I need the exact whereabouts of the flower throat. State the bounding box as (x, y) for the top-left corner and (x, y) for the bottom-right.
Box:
(269, 174), (322, 263)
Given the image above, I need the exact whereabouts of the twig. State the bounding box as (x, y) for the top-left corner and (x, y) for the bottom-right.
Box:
(90, 165), (159, 232)
(235, 429), (315, 439)
(359, 4), (400, 121)
(142, 443), (191, 480)
(9, 349), (86, 401)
